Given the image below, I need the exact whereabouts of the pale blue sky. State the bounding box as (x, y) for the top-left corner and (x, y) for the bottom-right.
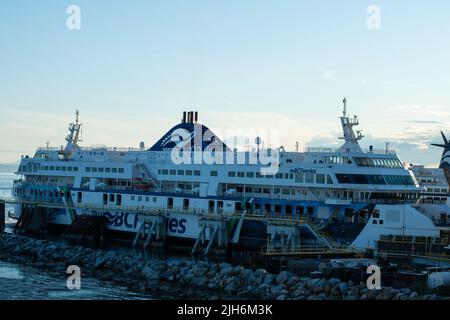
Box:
(1, 1), (450, 165)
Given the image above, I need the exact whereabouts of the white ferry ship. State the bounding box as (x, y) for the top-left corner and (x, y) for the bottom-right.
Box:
(10, 99), (442, 251)
(410, 132), (450, 227)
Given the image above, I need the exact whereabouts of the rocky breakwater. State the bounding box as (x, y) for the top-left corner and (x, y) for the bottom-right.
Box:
(0, 233), (445, 300)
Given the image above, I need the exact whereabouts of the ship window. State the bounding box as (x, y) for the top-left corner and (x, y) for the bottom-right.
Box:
(109, 194), (115, 202)
(112, 168), (118, 173)
(282, 188), (290, 195)
(99, 167), (104, 172)
(265, 174), (273, 179)
(92, 167), (98, 172)
(56, 166), (60, 171)
(104, 168), (110, 173)
(305, 173), (314, 183)
(285, 205), (293, 215)
(274, 204), (281, 214)
(256, 172), (262, 178)
(186, 170), (192, 176)
(22, 165), (27, 172)
(194, 170), (201, 176)
(118, 168), (124, 173)
(178, 170), (184, 175)
(237, 172), (245, 177)
(73, 167), (78, 172)
(44, 166), (49, 170)
(77, 192), (82, 203)
(167, 197), (173, 209)
(228, 171), (236, 177)
(245, 187), (253, 193)
(246, 172), (254, 178)
(158, 169), (161, 174)
(61, 166), (66, 171)
(316, 174), (325, 184)
(138, 196), (142, 202)
(169, 169), (176, 175)
(85, 167), (91, 172)
(67, 166), (72, 171)
(289, 173), (294, 179)
(131, 195), (135, 201)
(116, 194), (122, 206)
(275, 173), (283, 179)
(217, 201), (224, 213)
(153, 197), (157, 202)
(161, 169), (168, 175)
(183, 199), (189, 210)
(210, 171), (218, 177)
(103, 194), (108, 205)
(295, 173), (304, 183)
(327, 175), (333, 184)
(145, 196), (149, 202)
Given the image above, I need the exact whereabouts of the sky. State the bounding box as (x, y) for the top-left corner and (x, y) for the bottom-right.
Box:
(1, 0), (450, 166)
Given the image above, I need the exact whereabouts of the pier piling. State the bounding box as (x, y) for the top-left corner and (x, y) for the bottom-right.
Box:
(0, 201), (5, 232)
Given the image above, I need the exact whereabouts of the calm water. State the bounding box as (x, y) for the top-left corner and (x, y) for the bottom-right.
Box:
(0, 172), (156, 300)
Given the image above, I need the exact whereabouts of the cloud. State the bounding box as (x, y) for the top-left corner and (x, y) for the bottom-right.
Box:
(390, 105), (450, 117)
(401, 120), (443, 124)
(320, 71), (335, 80)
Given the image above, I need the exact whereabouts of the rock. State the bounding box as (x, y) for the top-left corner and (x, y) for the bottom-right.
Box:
(286, 276), (299, 287)
(232, 265), (242, 275)
(338, 282), (349, 294)
(94, 256), (109, 268)
(220, 265), (234, 276)
(276, 271), (291, 285)
(276, 294), (286, 300)
(192, 266), (209, 277)
(409, 292), (418, 299)
(193, 276), (208, 287)
(240, 268), (253, 280)
(263, 274), (274, 285)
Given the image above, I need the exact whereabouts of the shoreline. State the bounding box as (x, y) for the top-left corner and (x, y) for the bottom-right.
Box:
(0, 232), (447, 300)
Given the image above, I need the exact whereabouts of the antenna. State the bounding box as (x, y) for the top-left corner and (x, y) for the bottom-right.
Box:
(343, 97), (347, 117)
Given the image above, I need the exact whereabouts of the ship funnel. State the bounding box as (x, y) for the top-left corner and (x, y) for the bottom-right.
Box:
(182, 111), (187, 123)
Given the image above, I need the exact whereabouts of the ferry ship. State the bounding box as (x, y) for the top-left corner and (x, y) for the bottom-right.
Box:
(9, 99), (443, 251)
(410, 132), (450, 227)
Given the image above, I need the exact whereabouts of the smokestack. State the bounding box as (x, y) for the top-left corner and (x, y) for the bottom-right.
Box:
(182, 111), (187, 123)
(188, 112), (192, 123)
(194, 111), (198, 123)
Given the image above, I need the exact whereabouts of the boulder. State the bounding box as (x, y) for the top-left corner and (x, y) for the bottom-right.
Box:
(276, 271), (292, 285)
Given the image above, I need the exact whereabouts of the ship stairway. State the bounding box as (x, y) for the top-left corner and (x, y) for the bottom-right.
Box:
(191, 217), (228, 256)
(62, 214), (106, 247)
(136, 163), (161, 192)
(14, 205), (48, 235)
(302, 217), (337, 249)
(132, 215), (165, 248)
